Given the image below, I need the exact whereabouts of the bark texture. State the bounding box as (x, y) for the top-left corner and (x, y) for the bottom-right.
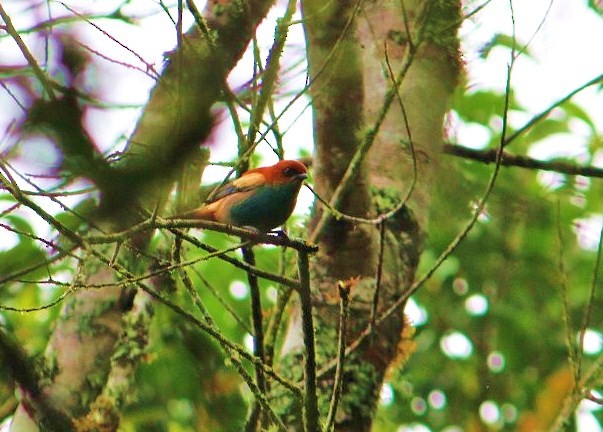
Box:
(277, 1), (462, 430)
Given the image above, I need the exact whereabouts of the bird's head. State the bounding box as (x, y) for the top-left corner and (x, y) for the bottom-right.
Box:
(258, 159), (308, 186)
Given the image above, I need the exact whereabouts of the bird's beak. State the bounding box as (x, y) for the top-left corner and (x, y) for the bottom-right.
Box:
(295, 173), (308, 181)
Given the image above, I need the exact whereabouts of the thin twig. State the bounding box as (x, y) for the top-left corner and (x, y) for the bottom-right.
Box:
(169, 228), (302, 289)
(176, 235), (286, 431)
(550, 353), (603, 432)
(265, 286), (294, 365)
(324, 282), (350, 431)
(0, 4), (56, 99)
(59, 2), (160, 79)
(0, 247), (77, 286)
(578, 220), (603, 376)
(504, 72), (603, 147)
(173, 236), (213, 323)
(92, 248), (304, 399)
(242, 246), (268, 397)
(230, 352), (288, 432)
(245, 0), (297, 149)
(87, 217), (318, 253)
(191, 268), (252, 334)
(556, 202), (579, 386)
(297, 250), (320, 432)
(370, 222), (386, 327)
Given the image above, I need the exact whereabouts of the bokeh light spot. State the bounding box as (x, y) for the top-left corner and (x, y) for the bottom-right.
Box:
(452, 277), (469, 295)
(410, 397), (427, 416)
(266, 286), (278, 303)
(501, 403), (518, 423)
(428, 390), (446, 409)
(440, 331), (473, 359)
(479, 400), (500, 425)
(229, 280), (249, 300)
(465, 294), (489, 316)
(487, 351), (506, 373)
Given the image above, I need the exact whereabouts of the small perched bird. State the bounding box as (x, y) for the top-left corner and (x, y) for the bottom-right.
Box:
(178, 159), (308, 232)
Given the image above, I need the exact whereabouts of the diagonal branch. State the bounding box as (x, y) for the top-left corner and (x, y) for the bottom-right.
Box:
(0, 4), (56, 99)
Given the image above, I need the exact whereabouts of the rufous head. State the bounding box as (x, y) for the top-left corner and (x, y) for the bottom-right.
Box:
(255, 160), (308, 185)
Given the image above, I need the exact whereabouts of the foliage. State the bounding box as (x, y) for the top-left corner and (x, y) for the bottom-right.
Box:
(0, 1), (603, 431)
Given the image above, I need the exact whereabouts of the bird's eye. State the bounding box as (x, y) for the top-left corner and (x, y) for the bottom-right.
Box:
(283, 167), (297, 177)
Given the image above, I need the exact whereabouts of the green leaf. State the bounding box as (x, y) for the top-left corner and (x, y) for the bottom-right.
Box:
(479, 33), (532, 59)
(453, 88), (521, 125)
(561, 100), (597, 133)
(588, 0), (603, 16)
(522, 118), (570, 144)
(0, 239), (47, 278)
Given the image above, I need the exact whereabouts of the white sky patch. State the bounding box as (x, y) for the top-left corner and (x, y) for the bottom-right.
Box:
(379, 383), (394, 406)
(243, 333), (255, 353)
(455, 122), (492, 150)
(580, 390), (603, 412)
(578, 329), (603, 355)
(573, 215), (603, 251)
(405, 297), (428, 326)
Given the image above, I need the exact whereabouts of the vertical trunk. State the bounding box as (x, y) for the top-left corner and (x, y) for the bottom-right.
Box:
(277, 1), (462, 430)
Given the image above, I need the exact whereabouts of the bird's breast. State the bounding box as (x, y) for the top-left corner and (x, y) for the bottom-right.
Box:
(228, 183), (301, 231)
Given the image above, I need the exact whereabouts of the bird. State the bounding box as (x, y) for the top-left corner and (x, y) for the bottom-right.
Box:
(177, 159), (308, 232)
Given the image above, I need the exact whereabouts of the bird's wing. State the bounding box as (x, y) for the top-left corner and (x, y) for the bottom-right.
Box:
(207, 172), (266, 203)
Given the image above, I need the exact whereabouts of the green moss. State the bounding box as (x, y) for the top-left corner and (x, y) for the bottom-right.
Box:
(388, 29), (408, 46)
(422, 0), (462, 64)
(271, 352), (304, 423)
(39, 351), (59, 386)
(76, 296), (118, 338)
(338, 359), (381, 421)
(370, 185), (404, 213)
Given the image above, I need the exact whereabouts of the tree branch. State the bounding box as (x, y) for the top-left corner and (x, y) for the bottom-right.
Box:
(443, 144), (603, 178)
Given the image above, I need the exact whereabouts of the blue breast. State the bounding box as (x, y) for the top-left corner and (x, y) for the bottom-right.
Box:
(229, 183), (301, 231)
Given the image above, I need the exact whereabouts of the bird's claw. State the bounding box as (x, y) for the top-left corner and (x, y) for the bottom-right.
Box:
(241, 225), (262, 235)
(268, 229), (290, 240)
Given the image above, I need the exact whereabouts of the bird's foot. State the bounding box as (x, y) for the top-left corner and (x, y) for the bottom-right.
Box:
(267, 229), (290, 240)
(241, 225), (262, 236)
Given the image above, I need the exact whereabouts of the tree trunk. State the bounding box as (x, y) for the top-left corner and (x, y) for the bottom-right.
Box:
(276, 1), (462, 430)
